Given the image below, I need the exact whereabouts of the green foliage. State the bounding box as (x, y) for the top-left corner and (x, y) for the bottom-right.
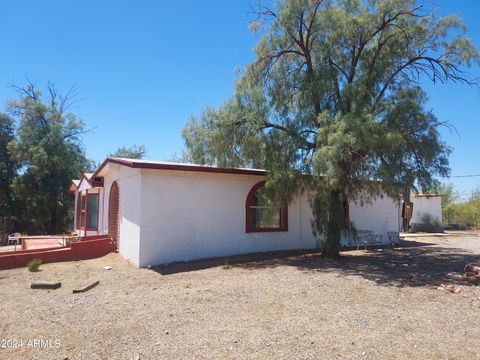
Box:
(470, 186), (480, 202)
(182, 94), (267, 168)
(424, 181), (460, 208)
(7, 82), (92, 234)
(182, 0), (479, 256)
(0, 113), (18, 217)
(444, 199), (480, 229)
(165, 151), (192, 163)
(432, 182), (480, 229)
(27, 258), (42, 272)
(110, 144), (146, 159)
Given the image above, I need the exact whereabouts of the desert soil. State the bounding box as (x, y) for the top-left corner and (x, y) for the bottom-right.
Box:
(1, 233), (480, 360)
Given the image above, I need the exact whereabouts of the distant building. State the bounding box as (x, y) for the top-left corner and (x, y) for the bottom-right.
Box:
(409, 193), (443, 232)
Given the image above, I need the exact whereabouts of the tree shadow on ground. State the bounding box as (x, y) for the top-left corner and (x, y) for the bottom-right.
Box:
(153, 240), (480, 288)
(153, 249), (321, 275)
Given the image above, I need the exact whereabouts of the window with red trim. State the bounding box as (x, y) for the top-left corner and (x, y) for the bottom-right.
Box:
(87, 194), (99, 229)
(76, 193), (82, 229)
(245, 181), (288, 233)
(79, 193), (99, 230)
(80, 195), (86, 227)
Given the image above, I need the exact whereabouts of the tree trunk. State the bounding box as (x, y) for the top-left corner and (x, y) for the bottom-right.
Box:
(323, 190), (343, 257)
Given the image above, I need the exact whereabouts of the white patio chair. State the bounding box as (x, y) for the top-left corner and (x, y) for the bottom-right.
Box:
(7, 233), (21, 246)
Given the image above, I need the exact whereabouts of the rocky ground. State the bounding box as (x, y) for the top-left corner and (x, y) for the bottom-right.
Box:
(1, 232), (480, 359)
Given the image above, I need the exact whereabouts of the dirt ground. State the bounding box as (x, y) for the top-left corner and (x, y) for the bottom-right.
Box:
(1, 233), (480, 360)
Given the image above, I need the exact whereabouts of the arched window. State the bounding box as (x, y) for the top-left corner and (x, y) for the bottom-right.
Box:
(245, 181), (288, 233)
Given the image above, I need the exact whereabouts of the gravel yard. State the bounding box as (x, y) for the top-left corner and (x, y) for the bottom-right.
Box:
(1, 233), (480, 360)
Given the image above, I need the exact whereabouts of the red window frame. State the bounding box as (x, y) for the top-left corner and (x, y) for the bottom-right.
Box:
(80, 194), (87, 228)
(76, 193), (82, 229)
(245, 181), (288, 233)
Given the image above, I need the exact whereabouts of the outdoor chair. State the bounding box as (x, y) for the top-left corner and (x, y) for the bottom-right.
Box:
(7, 233), (21, 246)
(356, 230), (374, 251)
(387, 231), (401, 249)
(373, 234), (384, 244)
(357, 230), (384, 251)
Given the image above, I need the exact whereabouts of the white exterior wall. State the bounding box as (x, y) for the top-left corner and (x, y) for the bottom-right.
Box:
(410, 195), (442, 224)
(348, 195), (402, 245)
(102, 164), (142, 266)
(134, 170), (401, 267)
(138, 170), (317, 267)
(77, 162), (403, 267)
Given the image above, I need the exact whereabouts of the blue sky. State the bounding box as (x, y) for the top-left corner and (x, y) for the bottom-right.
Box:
(0, 1), (479, 197)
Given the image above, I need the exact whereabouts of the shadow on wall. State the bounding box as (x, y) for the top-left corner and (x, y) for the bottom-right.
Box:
(152, 239), (479, 289)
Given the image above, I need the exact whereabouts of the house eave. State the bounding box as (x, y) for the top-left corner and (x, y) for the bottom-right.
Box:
(90, 157), (267, 180)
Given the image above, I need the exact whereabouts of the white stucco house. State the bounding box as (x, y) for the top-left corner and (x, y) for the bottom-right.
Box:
(69, 157), (402, 267)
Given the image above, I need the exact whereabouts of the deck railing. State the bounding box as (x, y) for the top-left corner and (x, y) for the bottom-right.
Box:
(4, 234), (81, 252)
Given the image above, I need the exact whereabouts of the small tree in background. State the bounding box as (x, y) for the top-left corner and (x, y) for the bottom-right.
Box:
(182, 0), (479, 256)
(425, 182), (461, 209)
(110, 144), (146, 159)
(470, 187), (480, 203)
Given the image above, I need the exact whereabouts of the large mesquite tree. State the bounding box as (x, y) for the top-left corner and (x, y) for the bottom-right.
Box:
(183, 0), (479, 256)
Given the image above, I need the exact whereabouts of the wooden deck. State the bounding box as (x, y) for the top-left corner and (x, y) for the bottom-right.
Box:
(0, 235), (115, 269)
(2, 235), (80, 252)
(23, 236), (66, 250)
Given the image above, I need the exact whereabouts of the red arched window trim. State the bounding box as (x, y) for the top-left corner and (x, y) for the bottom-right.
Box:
(108, 181), (120, 246)
(245, 181), (288, 233)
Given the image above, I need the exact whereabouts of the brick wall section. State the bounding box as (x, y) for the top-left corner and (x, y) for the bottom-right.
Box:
(108, 182), (119, 244)
(0, 237), (117, 270)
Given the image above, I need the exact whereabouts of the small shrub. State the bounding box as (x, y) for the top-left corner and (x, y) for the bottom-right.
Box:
(411, 213), (443, 233)
(27, 258), (42, 272)
(421, 213), (441, 226)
